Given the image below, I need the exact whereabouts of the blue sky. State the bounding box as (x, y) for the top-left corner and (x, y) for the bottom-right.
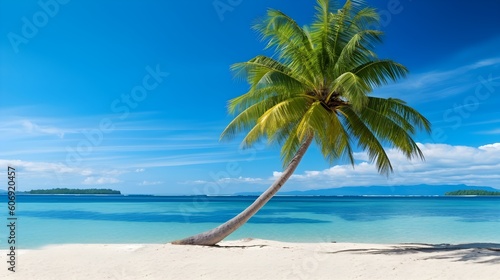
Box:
(1, 0), (499, 194)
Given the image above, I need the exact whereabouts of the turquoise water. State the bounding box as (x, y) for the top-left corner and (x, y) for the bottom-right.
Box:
(1, 195), (499, 248)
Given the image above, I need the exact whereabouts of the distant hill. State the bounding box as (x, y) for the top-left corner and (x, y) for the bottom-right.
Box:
(237, 184), (499, 196)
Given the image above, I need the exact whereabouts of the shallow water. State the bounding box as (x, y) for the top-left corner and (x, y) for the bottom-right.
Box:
(2, 195), (499, 248)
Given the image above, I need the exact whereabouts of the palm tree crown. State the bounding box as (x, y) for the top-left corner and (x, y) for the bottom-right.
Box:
(222, 0), (431, 175)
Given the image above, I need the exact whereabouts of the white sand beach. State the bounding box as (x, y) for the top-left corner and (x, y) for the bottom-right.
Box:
(1, 239), (499, 280)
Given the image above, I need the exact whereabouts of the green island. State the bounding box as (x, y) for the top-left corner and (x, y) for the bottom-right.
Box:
(26, 188), (121, 195)
(445, 190), (500, 196)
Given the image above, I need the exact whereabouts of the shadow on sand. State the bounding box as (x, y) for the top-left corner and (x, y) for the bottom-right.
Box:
(328, 243), (500, 264)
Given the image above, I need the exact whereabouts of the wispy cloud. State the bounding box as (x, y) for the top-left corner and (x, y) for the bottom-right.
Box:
(374, 56), (500, 103)
(0, 113), (220, 141)
(139, 180), (163, 186)
(134, 151), (257, 168)
(471, 57), (500, 68)
(0, 118), (77, 139)
(477, 128), (500, 135)
(21, 120), (68, 138)
(83, 177), (121, 185)
(0, 112), (243, 169)
(188, 176), (264, 185)
(0, 159), (126, 183)
(463, 118), (500, 127)
(0, 159), (92, 176)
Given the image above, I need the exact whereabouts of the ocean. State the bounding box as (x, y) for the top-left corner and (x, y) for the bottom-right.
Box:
(2, 195), (500, 249)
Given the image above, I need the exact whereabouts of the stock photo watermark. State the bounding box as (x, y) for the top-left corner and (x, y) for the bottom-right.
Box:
(213, 0), (243, 21)
(374, 0), (404, 28)
(6, 166), (18, 273)
(285, 236), (334, 280)
(431, 74), (499, 143)
(64, 64), (169, 167)
(7, 0), (71, 54)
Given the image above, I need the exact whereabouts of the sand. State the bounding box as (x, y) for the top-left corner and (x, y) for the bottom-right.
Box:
(1, 239), (499, 279)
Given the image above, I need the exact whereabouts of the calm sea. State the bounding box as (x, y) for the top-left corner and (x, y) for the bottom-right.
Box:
(1, 195), (499, 249)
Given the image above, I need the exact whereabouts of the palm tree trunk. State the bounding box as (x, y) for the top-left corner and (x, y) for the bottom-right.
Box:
(172, 134), (314, 245)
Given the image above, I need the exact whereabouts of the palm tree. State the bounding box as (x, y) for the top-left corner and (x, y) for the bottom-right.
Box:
(172, 0), (431, 246)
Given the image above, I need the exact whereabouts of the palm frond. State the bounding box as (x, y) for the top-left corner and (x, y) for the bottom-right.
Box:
(221, 95), (282, 141)
(354, 60), (408, 88)
(232, 55), (314, 89)
(333, 29), (382, 76)
(258, 96), (310, 140)
(338, 106), (393, 175)
(253, 9), (318, 84)
(330, 72), (370, 110)
(366, 97), (432, 134)
(280, 125), (302, 166)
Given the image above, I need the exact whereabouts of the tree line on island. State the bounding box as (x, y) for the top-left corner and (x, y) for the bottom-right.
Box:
(445, 190), (500, 196)
(26, 188), (121, 195)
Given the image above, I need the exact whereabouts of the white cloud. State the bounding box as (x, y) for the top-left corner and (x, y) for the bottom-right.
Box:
(295, 143), (500, 189)
(190, 180), (207, 184)
(0, 159), (125, 183)
(139, 180), (163, 186)
(135, 168), (145, 172)
(0, 159), (92, 176)
(479, 143), (500, 150)
(83, 177), (121, 185)
(187, 176), (264, 185)
(212, 143), (500, 190)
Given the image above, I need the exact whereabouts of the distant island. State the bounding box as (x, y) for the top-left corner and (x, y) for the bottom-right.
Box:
(25, 188), (121, 195)
(238, 184), (500, 196)
(445, 190), (500, 196)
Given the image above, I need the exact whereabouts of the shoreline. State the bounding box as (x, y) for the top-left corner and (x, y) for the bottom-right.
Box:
(2, 239), (499, 279)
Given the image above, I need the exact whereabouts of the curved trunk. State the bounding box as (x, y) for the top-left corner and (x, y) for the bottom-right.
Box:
(172, 135), (314, 245)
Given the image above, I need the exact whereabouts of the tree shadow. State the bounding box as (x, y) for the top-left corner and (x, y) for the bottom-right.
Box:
(327, 243), (500, 264)
(212, 244), (269, 249)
